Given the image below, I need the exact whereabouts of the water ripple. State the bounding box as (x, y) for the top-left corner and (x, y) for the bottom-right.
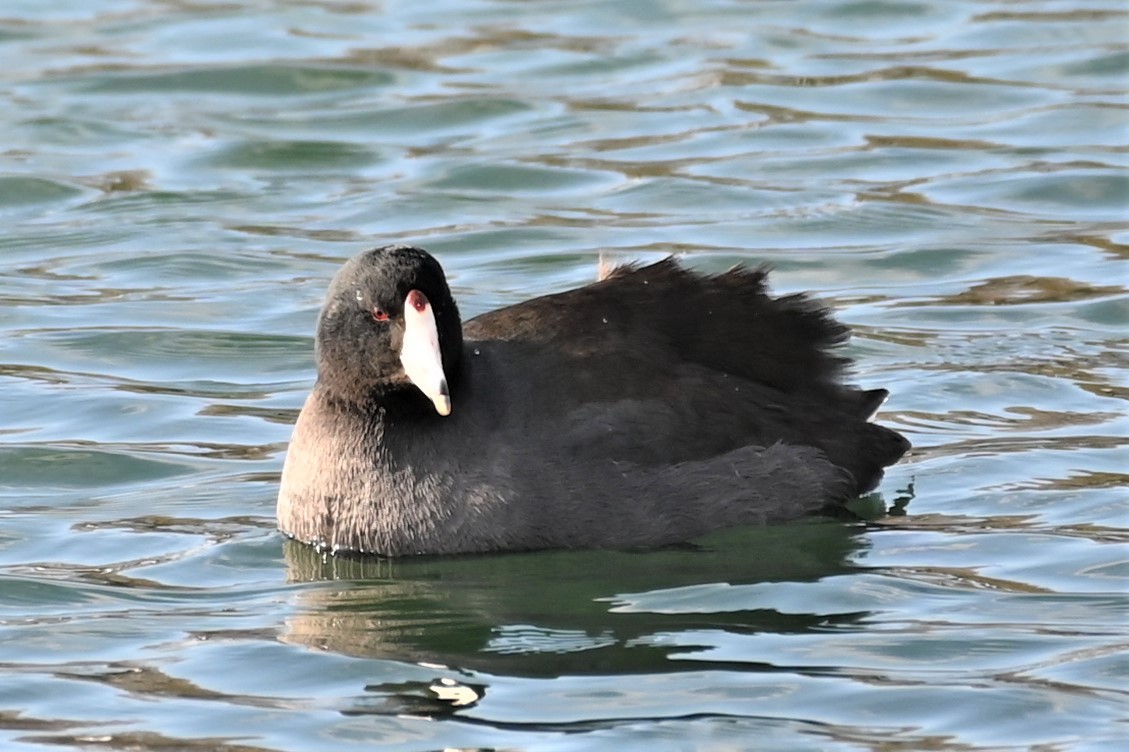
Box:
(1, 0), (1126, 750)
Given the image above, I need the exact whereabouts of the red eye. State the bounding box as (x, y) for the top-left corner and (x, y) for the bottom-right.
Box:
(372, 307), (389, 322)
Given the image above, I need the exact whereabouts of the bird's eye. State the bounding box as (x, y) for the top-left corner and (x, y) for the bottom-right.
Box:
(372, 307), (390, 322)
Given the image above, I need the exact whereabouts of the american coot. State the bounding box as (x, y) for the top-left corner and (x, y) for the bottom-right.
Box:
(278, 245), (910, 556)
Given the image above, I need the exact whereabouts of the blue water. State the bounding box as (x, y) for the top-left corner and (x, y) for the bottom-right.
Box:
(1, 1), (1126, 750)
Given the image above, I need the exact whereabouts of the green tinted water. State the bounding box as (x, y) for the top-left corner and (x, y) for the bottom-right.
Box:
(1, 1), (1126, 750)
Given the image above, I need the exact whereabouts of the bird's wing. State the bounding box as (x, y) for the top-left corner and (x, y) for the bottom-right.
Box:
(464, 258), (851, 400)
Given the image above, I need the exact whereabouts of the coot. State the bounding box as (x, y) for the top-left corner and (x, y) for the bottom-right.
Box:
(278, 245), (910, 555)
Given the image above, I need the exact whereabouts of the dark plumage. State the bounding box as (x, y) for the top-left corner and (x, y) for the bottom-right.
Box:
(277, 245), (910, 555)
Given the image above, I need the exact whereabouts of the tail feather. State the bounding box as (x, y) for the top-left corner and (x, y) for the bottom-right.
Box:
(850, 423), (912, 494)
(857, 388), (890, 421)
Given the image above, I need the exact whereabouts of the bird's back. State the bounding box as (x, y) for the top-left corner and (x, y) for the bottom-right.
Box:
(464, 259), (909, 495)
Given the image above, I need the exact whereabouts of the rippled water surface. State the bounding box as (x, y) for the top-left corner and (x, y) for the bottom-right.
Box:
(1, 1), (1127, 750)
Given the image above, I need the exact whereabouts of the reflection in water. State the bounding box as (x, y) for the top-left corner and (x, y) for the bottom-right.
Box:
(282, 522), (887, 726)
(282, 522), (873, 678)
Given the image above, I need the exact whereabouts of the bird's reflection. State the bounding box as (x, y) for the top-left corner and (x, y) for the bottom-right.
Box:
(281, 517), (885, 679)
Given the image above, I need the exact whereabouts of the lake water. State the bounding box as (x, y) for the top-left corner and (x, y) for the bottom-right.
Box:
(1, 1), (1126, 750)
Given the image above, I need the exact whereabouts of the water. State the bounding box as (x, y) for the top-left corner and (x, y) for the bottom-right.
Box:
(1, 0), (1126, 749)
